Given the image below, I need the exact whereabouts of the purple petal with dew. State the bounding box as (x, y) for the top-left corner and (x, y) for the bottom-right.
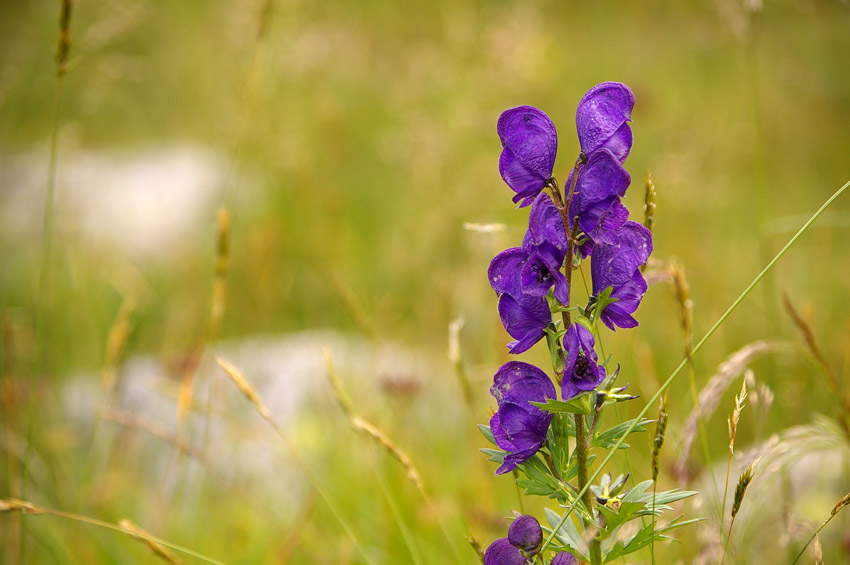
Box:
(576, 82), (634, 155)
(497, 106), (558, 178)
(601, 122), (633, 163)
(484, 538), (528, 565)
(491, 361), (557, 407)
(590, 221), (653, 293)
(489, 247), (527, 296)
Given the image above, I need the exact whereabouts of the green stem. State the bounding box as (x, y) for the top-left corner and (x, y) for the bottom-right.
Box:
(539, 178), (850, 554)
(574, 414), (601, 565)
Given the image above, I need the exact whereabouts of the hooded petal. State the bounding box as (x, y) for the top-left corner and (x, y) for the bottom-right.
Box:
(484, 538), (528, 565)
(491, 361), (557, 407)
(493, 403), (550, 452)
(489, 248), (527, 296)
(568, 148), (631, 219)
(508, 515), (543, 555)
(496, 447), (541, 476)
(498, 106), (558, 207)
(576, 82), (635, 156)
(497, 294), (550, 354)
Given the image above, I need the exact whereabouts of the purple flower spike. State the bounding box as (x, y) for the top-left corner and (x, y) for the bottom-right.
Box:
(489, 248), (552, 353)
(484, 538), (527, 565)
(490, 361), (556, 474)
(576, 82), (635, 160)
(562, 323), (605, 400)
(551, 552), (578, 565)
(498, 106), (559, 207)
(508, 515), (543, 555)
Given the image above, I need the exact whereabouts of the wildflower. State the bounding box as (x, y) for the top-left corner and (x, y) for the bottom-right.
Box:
(575, 81), (635, 162)
(567, 148), (631, 256)
(561, 323), (606, 400)
(521, 193), (569, 304)
(498, 106), (558, 207)
(490, 361), (556, 474)
(483, 538), (527, 565)
(489, 248), (552, 354)
(508, 515), (543, 556)
(590, 221), (652, 330)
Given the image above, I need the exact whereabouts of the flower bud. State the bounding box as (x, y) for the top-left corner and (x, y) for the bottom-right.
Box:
(508, 515), (542, 555)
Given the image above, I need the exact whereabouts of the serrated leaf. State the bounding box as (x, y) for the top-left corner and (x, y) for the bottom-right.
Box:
(531, 394), (592, 415)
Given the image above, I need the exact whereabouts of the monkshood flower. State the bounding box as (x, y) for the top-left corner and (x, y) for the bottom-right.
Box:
(561, 323), (606, 400)
(568, 148), (631, 256)
(489, 248), (552, 354)
(521, 193), (570, 303)
(575, 81), (635, 162)
(490, 361), (556, 474)
(483, 538), (527, 565)
(508, 515), (543, 556)
(498, 106), (558, 207)
(590, 221), (653, 330)
(551, 553), (578, 565)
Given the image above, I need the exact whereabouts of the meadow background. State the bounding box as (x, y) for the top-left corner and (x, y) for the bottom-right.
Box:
(1, 0), (850, 563)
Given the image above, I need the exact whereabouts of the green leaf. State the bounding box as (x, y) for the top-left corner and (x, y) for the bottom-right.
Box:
(479, 448), (505, 464)
(544, 508), (589, 561)
(478, 424), (496, 446)
(602, 516), (705, 562)
(530, 394), (593, 415)
(593, 418), (654, 449)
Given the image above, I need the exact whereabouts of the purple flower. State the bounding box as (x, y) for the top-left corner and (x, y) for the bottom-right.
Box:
(490, 361), (556, 475)
(567, 148), (631, 256)
(551, 553), (578, 565)
(521, 194), (569, 304)
(484, 538), (528, 565)
(590, 221), (652, 330)
(561, 323), (605, 400)
(498, 106), (558, 208)
(489, 248), (552, 354)
(508, 515), (543, 556)
(576, 82), (635, 162)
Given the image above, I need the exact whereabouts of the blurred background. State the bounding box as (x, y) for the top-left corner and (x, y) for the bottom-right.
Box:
(1, 0), (849, 563)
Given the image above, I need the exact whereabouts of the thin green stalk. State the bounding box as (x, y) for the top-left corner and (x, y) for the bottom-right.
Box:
(791, 493), (850, 564)
(364, 444), (423, 565)
(540, 178), (850, 554)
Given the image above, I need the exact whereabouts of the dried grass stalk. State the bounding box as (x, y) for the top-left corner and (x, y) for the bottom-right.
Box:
(101, 296), (137, 393)
(731, 458), (758, 520)
(781, 292), (850, 430)
(120, 519), (182, 564)
(216, 356), (272, 422)
(56, 0), (72, 76)
(676, 340), (790, 479)
(210, 206), (231, 338)
(643, 170), (656, 235)
(349, 416), (424, 491)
